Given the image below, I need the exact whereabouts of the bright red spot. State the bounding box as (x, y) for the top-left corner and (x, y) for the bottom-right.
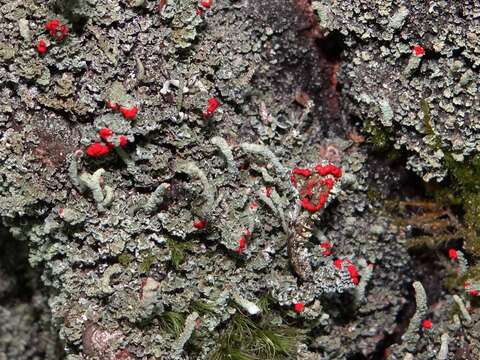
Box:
(98, 128), (113, 140)
(120, 106), (138, 120)
(320, 242), (332, 256)
(293, 302), (304, 313)
(315, 164), (342, 178)
(86, 142), (110, 157)
(448, 248), (458, 261)
(292, 168), (312, 177)
(118, 136), (128, 147)
(235, 236), (247, 254)
(193, 219), (207, 229)
(346, 264), (359, 285)
(45, 19), (68, 41)
(422, 319), (432, 329)
(334, 259), (343, 269)
(203, 98), (220, 118)
(37, 39), (47, 54)
(413, 44), (425, 57)
(45, 19), (60, 34)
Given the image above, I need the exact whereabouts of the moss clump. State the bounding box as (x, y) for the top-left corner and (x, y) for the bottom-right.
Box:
(159, 311), (186, 336)
(117, 253), (132, 267)
(210, 308), (306, 360)
(138, 253), (156, 273)
(191, 300), (215, 315)
(444, 153), (480, 192)
(363, 120), (391, 151)
(362, 120), (403, 162)
(167, 239), (191, 269)
(442, 154), (480, 257)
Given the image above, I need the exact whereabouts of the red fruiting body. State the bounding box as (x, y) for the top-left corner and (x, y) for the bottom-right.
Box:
(320, 242), (332, 256)
(469, 289), (479, 296)
(203, 98), (220, 118)
(45, 19), (60, 36)
(193, 219), (207, 229)
(118, 136), (128, 147)
(347, 264), (359, 285)
(300, 198), (320, 212)
(45, 19), (68, 41)
(120, 106), (138, 120)
(98, 128), (113, 140)
(200, 0), (212, 8)
(293, 302), (304, 313)
(292, 163), (342, 213)
(37, 39), (47, 54)
(413, 44), (425, 57)
(250, 202), (258, 210)
(292, 168), (312, 177)
(315, 164), (342, 178)
(196, 8), (205, 15)
(334, 259), (343, 269)
(86, 142), (110, 157)
(422, 319), (432, 329)
(235, 236), (247, 253)
(448, 248), (458, 261)
(300, 195), (327, 213)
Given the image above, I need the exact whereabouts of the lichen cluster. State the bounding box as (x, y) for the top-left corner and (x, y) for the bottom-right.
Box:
(314, 0), (480, 182)
(0, 0), (479, 359)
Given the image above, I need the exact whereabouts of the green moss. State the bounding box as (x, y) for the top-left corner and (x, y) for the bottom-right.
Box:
(362, 120), (403, 162)
(167, 239), (191, 269)
(117, 253), (132, 267)
(444, 153), (480, 192)
(363, 120), (391, 151)
(190, 300), (215, 315)
(210, 310), (306, 360)
(139, 253), (156, 273)
(159, 311), (186, 337)
(441, 154), (480, 257)
(257, 293), (273, 313)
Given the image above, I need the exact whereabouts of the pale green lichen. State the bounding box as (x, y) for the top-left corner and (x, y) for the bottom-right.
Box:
(176, 161), (215, 216)
(240, 143), (286, 178)
(172, 311), (199, 357)
(211, 136), (238, 176)
(398, 281), (427, 352)
(144, 183), (170, 214)
(452, 294), (471, 323)
(436, 333), (449, 360)
(354, 260), (374, 305)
